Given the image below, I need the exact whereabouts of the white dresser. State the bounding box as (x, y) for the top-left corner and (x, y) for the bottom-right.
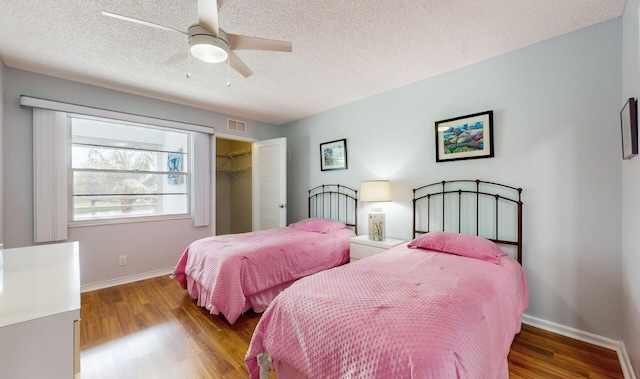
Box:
(349, 235), (405, 262)
(0, 242), (81, 379)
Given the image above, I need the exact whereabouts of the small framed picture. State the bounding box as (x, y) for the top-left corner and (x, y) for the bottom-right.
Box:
(320, 139), (348, 171)
(435, 110), (494, 163)
(620, 97), (638, 160)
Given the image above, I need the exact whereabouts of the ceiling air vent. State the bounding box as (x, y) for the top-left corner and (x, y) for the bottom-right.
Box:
(227, 119), (247, 133)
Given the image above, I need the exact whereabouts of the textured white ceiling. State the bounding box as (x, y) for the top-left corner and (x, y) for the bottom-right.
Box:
(0, 1), (626, 125)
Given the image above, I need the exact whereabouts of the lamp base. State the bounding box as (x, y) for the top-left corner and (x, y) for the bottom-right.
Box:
(368, 210), (385, 241)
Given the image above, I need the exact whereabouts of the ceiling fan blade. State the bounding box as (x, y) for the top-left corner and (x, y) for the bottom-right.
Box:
(102, 11), (187, 35)
(197, 0), (219, 37)
(164, 50), (188, 65)
(227, 34), (292, 52)
(228, 51), (254, 78)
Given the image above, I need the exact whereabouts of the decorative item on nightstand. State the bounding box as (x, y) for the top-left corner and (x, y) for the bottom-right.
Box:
(360, 180), (392, 241)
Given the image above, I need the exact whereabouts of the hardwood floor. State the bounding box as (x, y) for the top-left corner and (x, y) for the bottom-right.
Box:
(80, 275), (624, 379)
(508, 324), (623, 378)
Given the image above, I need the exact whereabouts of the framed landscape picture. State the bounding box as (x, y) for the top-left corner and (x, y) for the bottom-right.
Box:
(320, 139), (348, 171)
(435, 110), (494, 163)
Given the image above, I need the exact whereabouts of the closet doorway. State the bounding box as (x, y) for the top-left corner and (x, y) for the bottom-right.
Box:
(215, 138), (252, 235)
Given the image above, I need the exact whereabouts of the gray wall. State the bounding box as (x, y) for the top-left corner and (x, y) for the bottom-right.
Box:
(622, 0), (640, 376)
(283, 20), (623, 340)
(2, 67), (280, 285)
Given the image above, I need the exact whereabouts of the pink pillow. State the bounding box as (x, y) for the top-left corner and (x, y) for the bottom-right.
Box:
(289, 218), (345, 233)
(407, 231), (506, 264)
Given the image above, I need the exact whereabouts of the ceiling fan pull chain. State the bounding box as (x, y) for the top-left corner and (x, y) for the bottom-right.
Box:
(187, 48), (192, 79)
(226, 57), (231, 87)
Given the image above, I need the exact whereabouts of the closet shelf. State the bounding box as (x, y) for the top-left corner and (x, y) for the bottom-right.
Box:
(216, 147), (251, 159)
(216, 145), (252, 182)
(231, 147), (251, 157)
(218, 166), (251, 174)
(217, 147), (252, 169)
(218, 166), (251, 181)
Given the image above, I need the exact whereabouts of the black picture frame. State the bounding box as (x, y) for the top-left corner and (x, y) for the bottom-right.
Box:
(435, 110), (494, 163)
(320, 139), (348, 171)
(620, 97), (638, 160)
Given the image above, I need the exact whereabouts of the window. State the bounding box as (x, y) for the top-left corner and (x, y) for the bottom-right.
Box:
(25, 95), (212, 242)
(71, 115), (190, 222)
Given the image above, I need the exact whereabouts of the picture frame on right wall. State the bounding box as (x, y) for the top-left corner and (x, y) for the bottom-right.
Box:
(620, 97), (638, 160)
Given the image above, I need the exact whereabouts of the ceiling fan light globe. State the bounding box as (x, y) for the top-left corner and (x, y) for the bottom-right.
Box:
(189, 34), (228, 63)
(191, 44), (228, 63)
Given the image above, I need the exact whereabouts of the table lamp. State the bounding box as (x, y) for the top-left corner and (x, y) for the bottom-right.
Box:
(360, 180), (392, 241)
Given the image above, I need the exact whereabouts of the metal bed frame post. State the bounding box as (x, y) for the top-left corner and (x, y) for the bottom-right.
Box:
(476, 180), (480, 236)
(441, 181), (445, 230)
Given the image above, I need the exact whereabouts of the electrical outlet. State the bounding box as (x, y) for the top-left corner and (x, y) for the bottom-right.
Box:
(119, 255), (127, 266)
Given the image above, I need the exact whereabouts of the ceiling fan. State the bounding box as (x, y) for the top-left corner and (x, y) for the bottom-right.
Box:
(102, 0), (292, 78)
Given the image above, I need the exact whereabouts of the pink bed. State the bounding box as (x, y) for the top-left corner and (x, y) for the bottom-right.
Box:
(173, 219), (355, 324)
(246, 234), (528, 378)
(246, 180), (528, 378)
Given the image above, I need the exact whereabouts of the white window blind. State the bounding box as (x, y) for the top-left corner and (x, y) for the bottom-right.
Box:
(192, 133), (211, 227)
(33, 108), (68, 242)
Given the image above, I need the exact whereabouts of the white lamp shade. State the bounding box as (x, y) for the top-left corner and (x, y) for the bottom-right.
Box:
(360, 180), (392, 202)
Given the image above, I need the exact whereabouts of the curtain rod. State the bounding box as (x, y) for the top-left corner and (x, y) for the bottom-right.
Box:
(19, 95), (216, 135)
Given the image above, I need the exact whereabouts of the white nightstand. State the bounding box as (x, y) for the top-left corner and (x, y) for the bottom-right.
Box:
(349, 235), (405, 262)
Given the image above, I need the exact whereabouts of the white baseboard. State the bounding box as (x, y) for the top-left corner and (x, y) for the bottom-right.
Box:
(522, 314), (636, 379)
(80, 268), (174, 293)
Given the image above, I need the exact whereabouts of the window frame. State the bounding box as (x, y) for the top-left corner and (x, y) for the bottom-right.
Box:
(68, 114), (193, 226)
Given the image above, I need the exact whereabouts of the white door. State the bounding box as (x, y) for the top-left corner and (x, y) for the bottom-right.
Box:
(252, 137), (287, 230)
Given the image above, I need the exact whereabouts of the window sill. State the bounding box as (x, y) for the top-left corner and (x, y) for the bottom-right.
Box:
(69, 214), (192, 228)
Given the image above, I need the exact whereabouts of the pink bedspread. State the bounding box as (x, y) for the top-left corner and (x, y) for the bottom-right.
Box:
(173, 226), (354, 324)
(246, 243), (529, 378)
